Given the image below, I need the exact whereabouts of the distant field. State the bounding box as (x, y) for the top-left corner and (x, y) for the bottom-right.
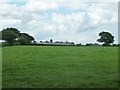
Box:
(2, 46), (118, 88)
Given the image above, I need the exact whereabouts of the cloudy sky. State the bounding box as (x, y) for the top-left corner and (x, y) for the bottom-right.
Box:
(0, 0), (118, 44)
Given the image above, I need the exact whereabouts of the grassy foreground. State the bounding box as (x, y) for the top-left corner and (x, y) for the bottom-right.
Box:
(2, 46), (118, 88)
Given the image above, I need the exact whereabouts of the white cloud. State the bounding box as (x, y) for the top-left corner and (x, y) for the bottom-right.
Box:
(0, 2), (22, 19)
(1, 0), (119, 2)
(110, 12), (118, 23)
(51, 12), (86, 34)
(87, 3), (118, 25)
(0, 2), (22, 30)
(0, 19), (21, 31)
(0, 0), (28, 2)
(24, 0), (58, 12)
(0, 1), (118, 44)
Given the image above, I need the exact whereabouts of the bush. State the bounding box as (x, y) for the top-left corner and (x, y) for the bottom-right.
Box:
(1, 42), (10, 47)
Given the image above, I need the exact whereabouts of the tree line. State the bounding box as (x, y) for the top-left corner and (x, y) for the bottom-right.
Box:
(0, 27), (117, 46)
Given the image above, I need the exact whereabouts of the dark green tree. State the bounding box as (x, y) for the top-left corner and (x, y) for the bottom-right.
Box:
(18, 33), (34, 44)
(0, 28), (20, 45)
(50, 39), (53, 43)
(71, 42), (75, 45)
(97, 31), (114, 46)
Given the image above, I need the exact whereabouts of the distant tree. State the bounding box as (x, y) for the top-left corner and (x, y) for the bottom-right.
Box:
(33, 41), (37, 44)
(76, 43), (82, 46)
(97, 31), (114, 46)
(93, 43), (100, 46)
(18, 33), (34, 44)
(55, 41), (59, 43)
(0, 28), (20, 45)
(60, 41), (63, 43)
(45, 41), (49, 43)
(40, 41), (43, 43)
(112, 44), (117, 46)
(65, 41), (70, 44)
(50, 39), (53, 43)
(86, 43), (93, 46)
(71, 42), (75, 45)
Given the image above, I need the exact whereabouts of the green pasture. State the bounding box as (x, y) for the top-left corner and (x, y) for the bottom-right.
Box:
(2, 46), (118, 88)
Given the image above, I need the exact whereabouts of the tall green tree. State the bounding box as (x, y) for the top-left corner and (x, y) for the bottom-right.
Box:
(97, 31), (114, 46)
(0, 28), (20, 45)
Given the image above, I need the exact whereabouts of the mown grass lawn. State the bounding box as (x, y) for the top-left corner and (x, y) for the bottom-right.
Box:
(2, 46), (118, 88)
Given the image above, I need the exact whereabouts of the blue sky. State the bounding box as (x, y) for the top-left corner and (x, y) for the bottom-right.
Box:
(0, 0), (118, 44)
(7, 2), (26, 6)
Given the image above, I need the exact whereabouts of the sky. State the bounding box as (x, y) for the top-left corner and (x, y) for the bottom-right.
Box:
(0, 0), (118, 44)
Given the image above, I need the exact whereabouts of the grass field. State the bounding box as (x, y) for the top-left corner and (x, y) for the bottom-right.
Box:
(2, 46), (118, 88)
